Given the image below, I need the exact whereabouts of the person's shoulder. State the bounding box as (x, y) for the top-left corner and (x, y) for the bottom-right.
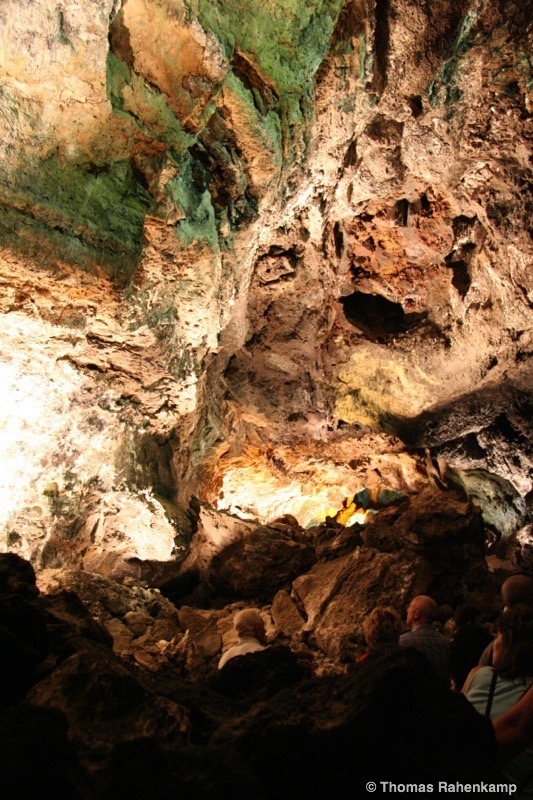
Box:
(462, 665), (492, 693)
(218, 643), (241, 670)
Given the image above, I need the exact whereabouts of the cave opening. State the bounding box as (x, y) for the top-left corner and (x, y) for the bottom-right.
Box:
(340, 291), (426, 340)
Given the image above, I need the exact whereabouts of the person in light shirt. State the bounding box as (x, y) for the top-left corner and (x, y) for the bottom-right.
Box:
(218, 608), (268, 670)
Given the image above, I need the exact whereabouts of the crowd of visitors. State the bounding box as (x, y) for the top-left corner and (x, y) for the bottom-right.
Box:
(219, 573), (533, 797)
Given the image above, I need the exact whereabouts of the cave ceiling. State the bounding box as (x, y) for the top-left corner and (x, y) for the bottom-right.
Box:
(0, 0), (531, 567)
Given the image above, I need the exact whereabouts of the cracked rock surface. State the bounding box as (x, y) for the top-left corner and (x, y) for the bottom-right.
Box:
(0, 0), (531, 566)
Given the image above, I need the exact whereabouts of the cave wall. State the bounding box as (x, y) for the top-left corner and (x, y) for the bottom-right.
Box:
(0, 0), (531, 563)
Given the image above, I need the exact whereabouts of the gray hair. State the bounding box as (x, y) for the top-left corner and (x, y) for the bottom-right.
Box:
(234, 608), (264, 637)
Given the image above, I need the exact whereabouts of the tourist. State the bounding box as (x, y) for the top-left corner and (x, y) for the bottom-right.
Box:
(463, 606), (533, 796)
(399, 595), (451, 682)
(479, 574), (533, 666)
(218, 608), (268, 670)
(358, 606), (402, 663)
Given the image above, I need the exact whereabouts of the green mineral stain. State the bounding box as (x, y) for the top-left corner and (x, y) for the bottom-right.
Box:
(186, 0), (344, 132)
(0, 155), (152, 280)
(1, 1), (350, 267)
(516, 51), (532, 91)
(167, 157), (219, 249)
(106, 52), (195, 157)
(428, 10), (479, 107)
(223, 70), (283, 167)
(57, 10), (72, 47)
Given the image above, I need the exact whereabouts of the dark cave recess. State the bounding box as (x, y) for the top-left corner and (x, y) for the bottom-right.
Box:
(340, 291), (426, 341)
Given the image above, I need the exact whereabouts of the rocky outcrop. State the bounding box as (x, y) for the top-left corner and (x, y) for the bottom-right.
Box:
(361, 485), (489, 601)
(207, 522), (316, 600)
(3, 3), (531, 795)
(212, 648), (504, 799)
(0, 0), (530, 566)
(293, 546), (429, 657)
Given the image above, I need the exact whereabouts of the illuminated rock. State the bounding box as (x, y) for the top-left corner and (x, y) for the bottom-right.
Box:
(0, 0), (531, 573)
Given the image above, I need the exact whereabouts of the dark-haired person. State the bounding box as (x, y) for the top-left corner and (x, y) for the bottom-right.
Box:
(479, 574), (533, 666)
(450, 604), (493, 691)
(463, 606), (533, 797)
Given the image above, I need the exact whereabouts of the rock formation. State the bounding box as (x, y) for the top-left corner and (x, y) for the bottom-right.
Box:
(0, 0), (530, 566)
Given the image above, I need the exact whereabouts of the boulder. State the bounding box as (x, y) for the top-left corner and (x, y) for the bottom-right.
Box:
(361, 486), (489, 603)
(178, 606), (222, 658)
(292, 547), (431, 658)
(271, 589), (305, 640)
(207, 524), (315, 601)
(211, 648), (504, 800)
(26, 642), (190, 752)
(0, 553), (39, 598)
(179, 506), (257, 577)
(311, 523), (363, 561)
(0, 554), (49, 710)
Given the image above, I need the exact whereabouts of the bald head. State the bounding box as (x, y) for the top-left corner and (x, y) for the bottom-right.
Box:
(406, 595), (438, 628)
(501, 574), (533, 610)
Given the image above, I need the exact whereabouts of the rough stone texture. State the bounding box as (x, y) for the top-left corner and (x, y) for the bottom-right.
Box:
(0, 1), (531, 565)
(361, 485), (490, 601)
(0, 554), (49, 710)
(270, 589), (306, 640)
(207, 522), (316, 600)
(212, 648), (504, 799)
(293, 546), (430, 657)
(27, 644), (191, 750)
(278, 486), (493, 658)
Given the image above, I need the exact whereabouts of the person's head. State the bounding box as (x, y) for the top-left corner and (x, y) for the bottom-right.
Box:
(233, 608), (267, 645)
(406, 595), (438, 628)
(501, 574), (533, 611)
(492, 605), (533, 679)
(363, 607), (402, 648)
(454, 603), (481, 628)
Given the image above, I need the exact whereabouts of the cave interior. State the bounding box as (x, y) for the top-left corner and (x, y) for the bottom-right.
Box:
(0, 0), (531, 795)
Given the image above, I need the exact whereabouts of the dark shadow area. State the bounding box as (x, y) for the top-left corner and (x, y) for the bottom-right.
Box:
(384, 380), (532, 449)
(340, 291), (426, 341)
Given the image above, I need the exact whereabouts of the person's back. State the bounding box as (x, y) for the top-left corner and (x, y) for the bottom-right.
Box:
(400, 595), (451, 683)
(464, 606), (533, 797)
(451, 605), (492, 690)
(218, 608), (268, 670)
